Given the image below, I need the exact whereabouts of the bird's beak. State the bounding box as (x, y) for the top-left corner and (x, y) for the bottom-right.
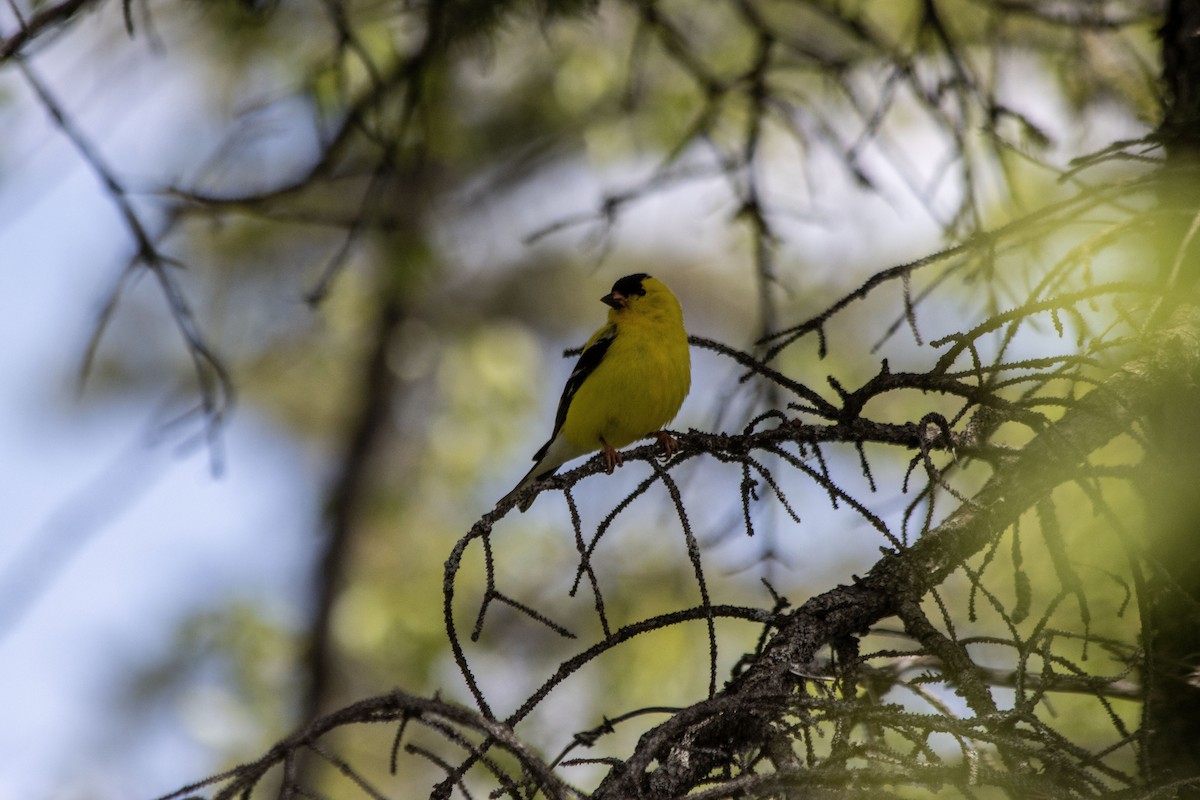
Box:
(602, 291), (626, 309)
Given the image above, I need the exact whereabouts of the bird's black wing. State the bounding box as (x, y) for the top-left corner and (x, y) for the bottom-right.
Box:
(531, 325), (616, 462)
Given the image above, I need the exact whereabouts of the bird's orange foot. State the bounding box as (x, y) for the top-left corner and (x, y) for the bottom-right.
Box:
(654, 430), (679, 460)
(600, 438), (623, 474)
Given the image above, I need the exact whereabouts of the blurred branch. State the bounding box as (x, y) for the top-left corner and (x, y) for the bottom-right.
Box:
(301, 294), (405, 726)
(18, 58), (234, 463)
(0, 0), (98, 61)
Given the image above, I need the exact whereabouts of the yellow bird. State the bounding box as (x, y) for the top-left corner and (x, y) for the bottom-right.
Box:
(501, 273), (691, 511)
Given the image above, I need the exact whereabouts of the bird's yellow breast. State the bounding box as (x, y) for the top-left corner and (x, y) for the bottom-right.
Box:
(559, 310), (690, 452)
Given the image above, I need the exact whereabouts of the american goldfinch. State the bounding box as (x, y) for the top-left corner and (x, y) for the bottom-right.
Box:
(501, 273), (691, 511)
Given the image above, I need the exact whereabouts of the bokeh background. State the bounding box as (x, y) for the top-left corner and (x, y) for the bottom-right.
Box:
(0, 2), (1159, 797)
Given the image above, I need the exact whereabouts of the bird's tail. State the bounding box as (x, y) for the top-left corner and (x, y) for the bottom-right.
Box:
(498, 463), (555, 512)
(499, 435), (581, 512)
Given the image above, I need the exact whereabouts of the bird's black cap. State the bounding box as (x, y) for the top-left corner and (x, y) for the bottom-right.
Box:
(610, 273), (650, 297)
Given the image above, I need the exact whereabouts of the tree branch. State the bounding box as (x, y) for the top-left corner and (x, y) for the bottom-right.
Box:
(593, 309), (1200, 797)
